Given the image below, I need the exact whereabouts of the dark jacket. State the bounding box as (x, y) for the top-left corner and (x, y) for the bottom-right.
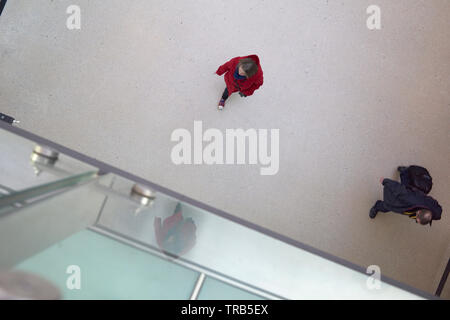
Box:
(399, 165), (433, 194)
(216, 54), (264, 97)
(382, 179), (442, 221)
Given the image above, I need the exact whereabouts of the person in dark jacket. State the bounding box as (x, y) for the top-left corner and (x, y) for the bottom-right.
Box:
(215, 54), (264, 110)
(369, 175), (442, 226)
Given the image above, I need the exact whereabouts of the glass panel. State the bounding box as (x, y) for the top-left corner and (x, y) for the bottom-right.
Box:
(198, 277), (265, 300)
(0, 171), (98, 210)
(15, 229), (200, 300)
(97, 175), (181, 245)
(0, 128), (97, 192)
(0, 176), (108, 269)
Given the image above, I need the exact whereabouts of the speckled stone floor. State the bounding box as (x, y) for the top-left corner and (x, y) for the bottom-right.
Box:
(1, 0), (449, 297)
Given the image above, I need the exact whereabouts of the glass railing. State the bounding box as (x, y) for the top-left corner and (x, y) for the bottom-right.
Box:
(0, 122), (434, 300)
(0, 128), (97, 191)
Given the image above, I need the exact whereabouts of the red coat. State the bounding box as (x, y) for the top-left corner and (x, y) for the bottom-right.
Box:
(216, 54), (264, 97)
(154, 207), (196, 257)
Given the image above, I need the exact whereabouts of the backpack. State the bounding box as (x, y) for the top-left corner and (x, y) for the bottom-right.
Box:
(407, 165), (433, 194)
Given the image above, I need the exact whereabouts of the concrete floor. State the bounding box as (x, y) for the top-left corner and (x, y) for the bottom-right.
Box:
(1, 0), (449, 297)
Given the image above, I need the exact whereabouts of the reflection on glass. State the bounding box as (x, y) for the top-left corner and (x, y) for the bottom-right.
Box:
(154, 203), (197, 259)
(0, 270), (61, 300)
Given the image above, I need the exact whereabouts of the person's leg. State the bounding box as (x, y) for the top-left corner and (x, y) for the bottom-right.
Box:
(370, 200), (390, 219)
(221, 88), (229, 100)
(373, 200), (390, 213)
(218, 88), (229, 110)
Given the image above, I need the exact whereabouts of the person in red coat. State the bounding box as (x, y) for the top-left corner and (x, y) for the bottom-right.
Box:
(215, 54), (264, 110)
(154, 203), (196, 259)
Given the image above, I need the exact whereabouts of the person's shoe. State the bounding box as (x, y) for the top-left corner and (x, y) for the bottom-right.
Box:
(218, 99), (225, 110)
(397, 166), (407, 173)
(369, 207), (378, 219)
